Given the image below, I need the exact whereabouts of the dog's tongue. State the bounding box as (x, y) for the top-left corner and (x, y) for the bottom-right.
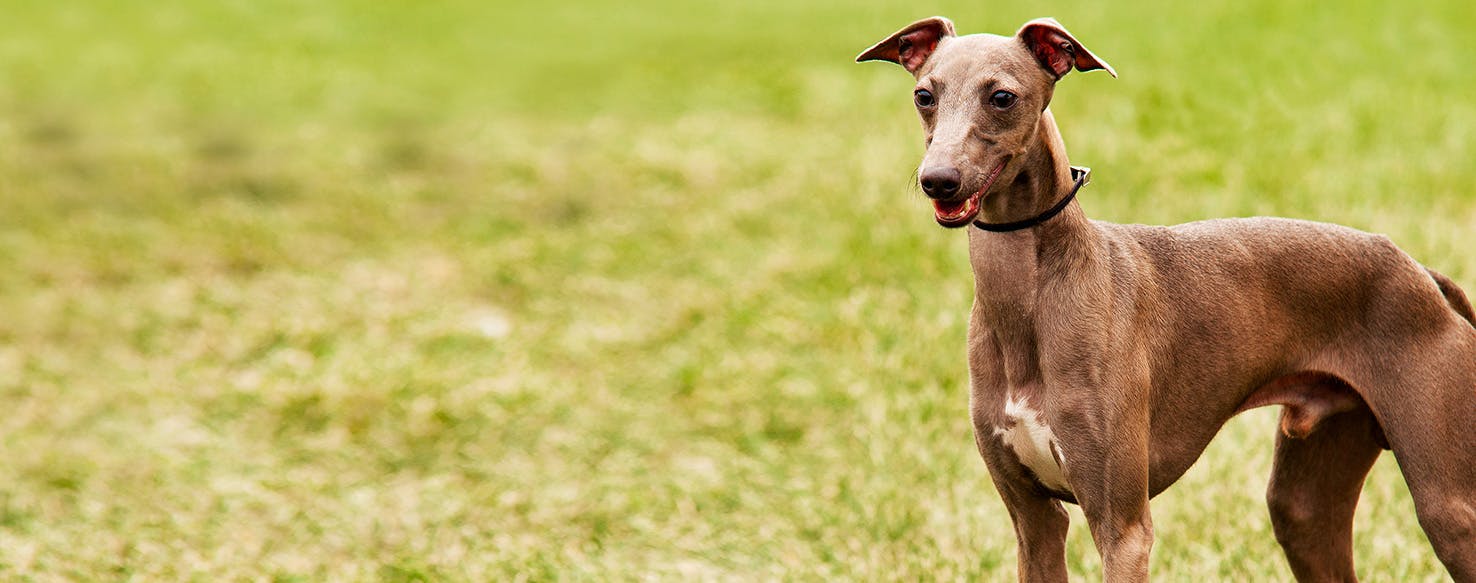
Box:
(933, 197), (973, 221)
(934, 198), (966, 215)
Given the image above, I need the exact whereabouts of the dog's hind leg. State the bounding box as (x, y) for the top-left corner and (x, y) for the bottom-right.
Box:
(1350, 327), (1476, 581)
(1382, 365), (1476, 580)
(1265, 405), (1382, 582)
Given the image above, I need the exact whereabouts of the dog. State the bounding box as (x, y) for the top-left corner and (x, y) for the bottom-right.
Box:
(857, 16), (1476, 581)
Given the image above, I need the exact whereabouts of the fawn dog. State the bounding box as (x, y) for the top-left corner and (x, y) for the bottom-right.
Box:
(858, 16), (1476, 581)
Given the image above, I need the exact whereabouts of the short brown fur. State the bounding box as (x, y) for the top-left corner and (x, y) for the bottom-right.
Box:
(859, 16), (1476, 582)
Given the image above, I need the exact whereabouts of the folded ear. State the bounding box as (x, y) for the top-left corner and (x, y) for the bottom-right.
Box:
(856, 16), (956, 74)
(1016, 18), (1116, 79)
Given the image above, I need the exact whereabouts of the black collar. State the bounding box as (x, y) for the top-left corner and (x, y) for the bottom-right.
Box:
(972, 166), (1090, 233)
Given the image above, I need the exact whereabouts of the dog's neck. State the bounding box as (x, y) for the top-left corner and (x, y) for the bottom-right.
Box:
(967, 110), (1098, 353)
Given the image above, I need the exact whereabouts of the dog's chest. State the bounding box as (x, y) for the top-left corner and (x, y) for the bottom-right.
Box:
(992, 395), (1070, 493)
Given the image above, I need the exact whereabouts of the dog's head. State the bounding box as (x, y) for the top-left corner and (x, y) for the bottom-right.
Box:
(858, 17), (1114, 228)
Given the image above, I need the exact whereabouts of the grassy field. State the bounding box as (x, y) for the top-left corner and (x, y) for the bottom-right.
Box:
(1, 0), (1473, 580)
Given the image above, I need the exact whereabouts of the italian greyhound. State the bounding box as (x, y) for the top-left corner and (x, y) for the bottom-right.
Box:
(858, 16), (1476, 581)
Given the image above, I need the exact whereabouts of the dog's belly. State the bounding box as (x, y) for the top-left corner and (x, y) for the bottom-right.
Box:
(993, 394), (1071, 493)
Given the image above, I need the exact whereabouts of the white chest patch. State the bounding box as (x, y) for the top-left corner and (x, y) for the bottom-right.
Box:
(992, 395), (1071, 493)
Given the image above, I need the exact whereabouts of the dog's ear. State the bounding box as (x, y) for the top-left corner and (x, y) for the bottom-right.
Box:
(1016, 18), (1116, 79)
(856, 17), (955, 74)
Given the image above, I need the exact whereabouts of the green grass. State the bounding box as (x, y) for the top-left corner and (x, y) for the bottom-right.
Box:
(0, 0), (1472, 580)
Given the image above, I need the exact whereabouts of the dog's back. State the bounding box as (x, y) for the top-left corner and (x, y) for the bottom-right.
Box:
(1104, 216), (1471, 361)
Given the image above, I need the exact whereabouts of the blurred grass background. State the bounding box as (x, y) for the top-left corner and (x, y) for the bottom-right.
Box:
(0, 0), (1472, 580)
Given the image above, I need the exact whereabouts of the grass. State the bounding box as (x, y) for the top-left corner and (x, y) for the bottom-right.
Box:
(0, 0), (1472, 580)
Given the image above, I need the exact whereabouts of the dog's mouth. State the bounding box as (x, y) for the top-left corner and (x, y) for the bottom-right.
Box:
(933, 160), (1007, 228)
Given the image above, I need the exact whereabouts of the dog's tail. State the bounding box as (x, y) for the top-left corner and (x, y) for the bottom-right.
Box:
(1427, 268), (1476, 327)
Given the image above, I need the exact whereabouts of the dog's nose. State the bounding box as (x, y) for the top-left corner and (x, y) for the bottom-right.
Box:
(920, 167), (962, 199)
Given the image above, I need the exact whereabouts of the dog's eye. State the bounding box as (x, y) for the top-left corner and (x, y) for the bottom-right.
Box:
(914, 88), (935, 108)
(989, 90), (1017, 109)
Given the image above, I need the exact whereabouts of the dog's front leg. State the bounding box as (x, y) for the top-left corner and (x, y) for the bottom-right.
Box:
(1083, 493), (1153, 583)
(984, 465), (1070, 582)
(971, 340), (1071, 580)
(1063, 396), (1154, 582)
